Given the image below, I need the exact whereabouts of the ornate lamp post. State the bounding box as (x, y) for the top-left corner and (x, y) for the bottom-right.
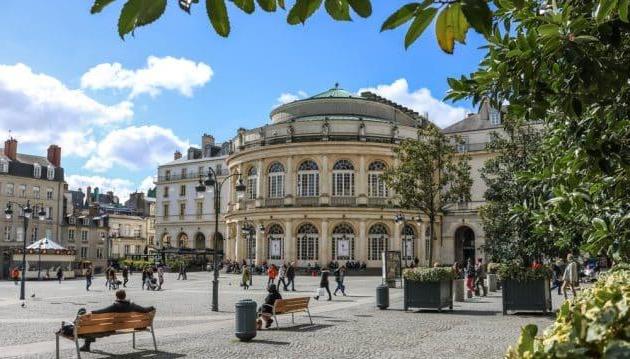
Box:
(37, 238), (49, 280)
(394, 213), (423, 268)
(5, 201), (46, 300)
(195, 168), (245, 312)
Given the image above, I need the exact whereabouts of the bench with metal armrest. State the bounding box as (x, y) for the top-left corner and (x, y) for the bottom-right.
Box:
(262, 297), (313, 329)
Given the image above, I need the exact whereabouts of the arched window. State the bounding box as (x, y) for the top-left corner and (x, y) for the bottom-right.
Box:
(177, 233), (188, 248)
(332, 160), (355, 197)
(242, 224), (256, 260)
(246, 166), (258, 200)
(267, 162), (285, 198)
(267, 224), (284, 260)
(297, 160), (319, 197)
(401, 224), (416, 261)
(368, 223), (389, 260)
(332, 223), (355, 260)
(297, 223), (318, 260)
(368, 161), (388, 198)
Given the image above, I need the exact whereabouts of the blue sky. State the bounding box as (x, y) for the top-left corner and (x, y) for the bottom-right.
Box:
(0, 1), (486, 200)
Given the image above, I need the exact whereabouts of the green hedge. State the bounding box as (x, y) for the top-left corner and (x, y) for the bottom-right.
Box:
(506, 268), (630, 358)
(497, 262), (552, 282)
(403, 267), (456, 282)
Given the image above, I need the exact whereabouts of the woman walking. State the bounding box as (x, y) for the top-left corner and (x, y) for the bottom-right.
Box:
(267, 264), (278, 286)
(333, 265), (347, 296)
(465, 258), (476, 297)
(562, 254), (579, 299)
(314, 267), (332, 301)
(85, 266), (93, 291)
(277, 264), (288, 291)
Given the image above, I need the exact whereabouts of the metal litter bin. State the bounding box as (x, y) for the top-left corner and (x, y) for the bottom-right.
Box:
(376, 284), (389, 310)
(235, 299), (257, 341)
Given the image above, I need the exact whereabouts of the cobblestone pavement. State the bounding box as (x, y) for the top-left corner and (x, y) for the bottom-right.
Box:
(0, 272), (562, 358)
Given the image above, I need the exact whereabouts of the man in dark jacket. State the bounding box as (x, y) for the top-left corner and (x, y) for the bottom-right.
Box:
(79, 290), (154, 352)
(258, 284), (282, 329)
(314, 268), (332, 301)
(285, 262), (296, 291)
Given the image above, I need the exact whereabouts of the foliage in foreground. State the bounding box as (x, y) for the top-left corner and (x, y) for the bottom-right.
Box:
(506, 269), (630, 358)
(496, 262), (551, 282)
(403, 266), (456, 282)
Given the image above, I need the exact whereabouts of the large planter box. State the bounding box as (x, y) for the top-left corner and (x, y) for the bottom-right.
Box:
(502, 278), (552, 315)
(404, 279), (453, 311)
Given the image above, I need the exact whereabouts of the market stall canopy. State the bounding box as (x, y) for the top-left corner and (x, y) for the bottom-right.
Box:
(27, 238), (66, 251)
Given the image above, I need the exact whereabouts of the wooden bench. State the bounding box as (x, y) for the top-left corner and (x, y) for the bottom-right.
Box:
(263, 297), (313, 328)
(55, 311), (157, 359)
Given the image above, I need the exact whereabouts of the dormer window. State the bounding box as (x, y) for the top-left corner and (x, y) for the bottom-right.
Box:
(490, 109), (501, 125)
(0, 159), (8, 173)
(33, 164), (41, 178)
(46, 166), (55, 180)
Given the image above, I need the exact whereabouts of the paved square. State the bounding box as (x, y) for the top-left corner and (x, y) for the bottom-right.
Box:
(0, 273), (559, 358)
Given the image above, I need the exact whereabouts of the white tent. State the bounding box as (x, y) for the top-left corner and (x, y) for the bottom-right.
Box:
(12, 238), (76, 279)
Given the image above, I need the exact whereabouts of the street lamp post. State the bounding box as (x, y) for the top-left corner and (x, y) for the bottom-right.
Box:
(37, 238), (49, 280)
(195, 168), (245, 312)
(394, 213), (423, 268)
(5, 201), (46, 300)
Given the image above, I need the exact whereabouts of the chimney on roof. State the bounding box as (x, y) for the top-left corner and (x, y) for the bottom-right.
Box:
(202, 134), (215, 147)
(86, 186), (92, 206)
(47, 144), (61, 167)
(4, 138), (17, 160)
(174, 150), (182, 160)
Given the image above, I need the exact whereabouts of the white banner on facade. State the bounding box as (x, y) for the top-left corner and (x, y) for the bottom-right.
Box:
(338, 239), (350, 257)
(270, 239), (281, 257)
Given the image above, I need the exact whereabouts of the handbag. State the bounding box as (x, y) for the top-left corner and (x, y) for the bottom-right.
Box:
(316, 287), (326, 297)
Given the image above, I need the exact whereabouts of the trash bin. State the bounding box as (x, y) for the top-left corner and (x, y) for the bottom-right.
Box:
(235, 299), (257, 342)
(376, 284), (389, 310)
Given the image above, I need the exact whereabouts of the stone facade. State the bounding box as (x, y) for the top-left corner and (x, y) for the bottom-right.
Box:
(0, 139), (65, 279)
(154, 134), (231, 252)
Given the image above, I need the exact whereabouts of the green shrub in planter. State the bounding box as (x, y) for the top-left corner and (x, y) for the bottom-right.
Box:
(403, 267), (456, 282)
(506, 269), (630, 358)
(487, 262), (500, 274)
(497, 262), (552, 282)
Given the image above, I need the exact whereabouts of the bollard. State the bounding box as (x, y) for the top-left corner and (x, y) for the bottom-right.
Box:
(453, 279), (465, 302)
(235, 299), (257, 342)
(376, 284), (389, 309)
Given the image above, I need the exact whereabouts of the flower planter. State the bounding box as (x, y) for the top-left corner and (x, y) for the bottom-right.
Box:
(502, 278), (552, 315)
(404, 278), (453, 311)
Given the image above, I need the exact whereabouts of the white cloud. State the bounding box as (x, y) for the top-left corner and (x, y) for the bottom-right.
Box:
(84, 125), (189, 172)
(358, 78), (469, 128)
(0, 63), (133, 155)
(275, 91), (308, 107)
(81, 56), (213, 98)
(66, 174), (144, 203)
(138, 176), (156, 193)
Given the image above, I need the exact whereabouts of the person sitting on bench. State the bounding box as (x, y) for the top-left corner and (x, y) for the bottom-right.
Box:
(257, 284), (282, 329)
(80, 290), (155, 352)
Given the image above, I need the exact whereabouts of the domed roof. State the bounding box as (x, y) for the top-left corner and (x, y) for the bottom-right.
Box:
(310, 84), (355, 99)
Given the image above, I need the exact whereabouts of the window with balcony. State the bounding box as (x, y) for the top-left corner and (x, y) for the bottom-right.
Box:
(332, 160), (355, 197)
(164, 186), (169, 198)
(267, 162), (285, 198)
(246, 166), (258, 200)
(368, 161), (388, 198)
(297, 160), (319, 197)
(181, 168), (187, 179)
(180, 185), (186, 197)
(165, 170), (171, 181)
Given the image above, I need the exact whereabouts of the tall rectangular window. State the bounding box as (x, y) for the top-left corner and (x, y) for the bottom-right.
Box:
(196, 202), (203, 217)
(181, 168), (187, 179)
(163, 204), (169, 219)
(68, 229), (75, 241)
(297, 173), (319, 197)
(18, 184), (26, 197)
(81, 230), (88, 242)
(179, 203), (186, 218)
(6, 183), (14, 196)
(4, 226), (11, 241)
(165, 170), (171, 181)
(46, 188), (53, 200)
(96, 248), (103, 259)
(80, 247), (88, 258)
(33, 164), (41, 178)
(180, 185), (186, 197)
(47, 166), (55, 180)
(33, 186), (40, 199)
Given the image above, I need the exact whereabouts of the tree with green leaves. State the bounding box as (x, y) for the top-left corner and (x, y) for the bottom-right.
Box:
(479, 119), (551, 264)
(89, 0), (493, 52)
(383, 126), (472, 266)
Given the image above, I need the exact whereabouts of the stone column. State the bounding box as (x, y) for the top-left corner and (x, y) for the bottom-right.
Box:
(320, 155), (330, 205)
(235, 221), (243, 262)
(392, 221), (402, 252)
(284, 156), (294, 206)
(357, 155), (367, 205)
(359, 219), (367, 263)
(255, 221), (264, 265)
(284, 219), (294, 262)
(320, 219), (329, 265)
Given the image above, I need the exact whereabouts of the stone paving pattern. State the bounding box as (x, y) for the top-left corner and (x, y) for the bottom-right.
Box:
(0, 272), (562, 358)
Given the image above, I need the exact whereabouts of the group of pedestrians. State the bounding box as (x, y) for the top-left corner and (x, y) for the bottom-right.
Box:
(243, 262), (297, 291)
(314, 265), (348, 300)
(454, 258), (487, 298)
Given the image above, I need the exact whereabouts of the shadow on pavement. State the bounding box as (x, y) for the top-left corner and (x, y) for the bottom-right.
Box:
(90, 349), (186, 358)
(409, 309), (502, 316)
(249, 339), (291, 346)
(271, 323), (334, 332)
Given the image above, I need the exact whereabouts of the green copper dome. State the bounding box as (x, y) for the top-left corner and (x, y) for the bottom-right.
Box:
(310, 83), (354, 99)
